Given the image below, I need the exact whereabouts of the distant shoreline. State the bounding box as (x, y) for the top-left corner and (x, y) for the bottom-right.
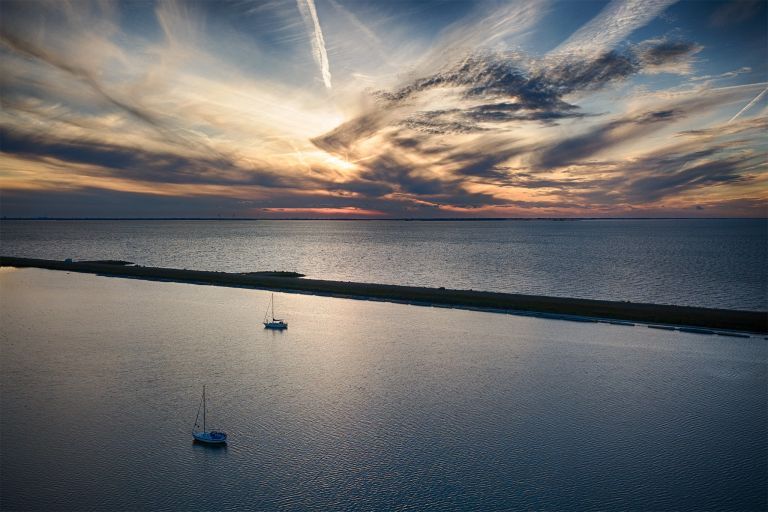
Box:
(2, 256), (765, 334)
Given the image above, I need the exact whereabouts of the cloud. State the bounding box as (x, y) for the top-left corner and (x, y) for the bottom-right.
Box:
(679, 115), (768, 137)
(534, 84), (765, 169)
(326, 0), (393, 69)
(0, 186), (246, 218)
(408, 0), (548, 79)
(530, 115), (767, 208)
(636, 39), (703, 74)
(403, 110), (489, 134)
(313, 37), (704, 157)
(639, 40), (700, 66)
(0, 30), (167, 135)
(690, 66), (752, 83)
(307, 27), (760, 215)
(542, 50), (638, 94)
(0, 1), (227, 154)
(550, 0), (678, 58)
(533, 108), (686, 169)
(466, 102), (588, 124)
(0, 126), (293, 188)
(623, 157), (751, 202)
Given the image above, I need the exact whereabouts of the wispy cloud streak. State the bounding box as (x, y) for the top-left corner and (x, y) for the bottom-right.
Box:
(327, 0), (394, 69)
(297, 0), (332, 89)
(551, 0), (677, 58)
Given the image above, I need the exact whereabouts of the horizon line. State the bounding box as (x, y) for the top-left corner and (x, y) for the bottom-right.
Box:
(2, 216), (766, 221)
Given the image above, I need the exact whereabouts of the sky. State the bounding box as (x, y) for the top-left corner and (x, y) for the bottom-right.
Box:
(0, 0), (766, 218)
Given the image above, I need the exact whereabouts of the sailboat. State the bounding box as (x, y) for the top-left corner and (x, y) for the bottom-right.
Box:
(263, 293), (288, 330)
(192, 385), (227, 444)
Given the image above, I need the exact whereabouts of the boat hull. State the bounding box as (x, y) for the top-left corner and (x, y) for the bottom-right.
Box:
(193, 431), (227, 444)
(264, 321), (288, 330)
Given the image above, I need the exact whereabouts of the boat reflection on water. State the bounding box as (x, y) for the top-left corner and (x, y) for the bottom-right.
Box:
(192, 439), (228, 451)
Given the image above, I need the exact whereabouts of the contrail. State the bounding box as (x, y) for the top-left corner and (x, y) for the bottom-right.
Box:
(728, 86), (768, 123)
(297, 0), (332, 89)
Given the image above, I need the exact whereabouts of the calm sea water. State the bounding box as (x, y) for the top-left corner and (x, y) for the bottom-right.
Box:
(0, 268), (765, 511)
(1, 219), (766, 310)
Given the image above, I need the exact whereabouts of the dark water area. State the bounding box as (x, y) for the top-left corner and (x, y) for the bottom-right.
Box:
(1, 218), (765, 310)
(1, 269), (766, 511)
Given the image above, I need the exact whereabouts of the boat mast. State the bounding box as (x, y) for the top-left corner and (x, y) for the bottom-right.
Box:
(203, 385), (206, 432)
(264, 294), (272, 323)
(193, 388), (204, 432)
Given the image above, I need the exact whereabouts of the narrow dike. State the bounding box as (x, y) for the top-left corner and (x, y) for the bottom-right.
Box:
(1, 256), (765, 334)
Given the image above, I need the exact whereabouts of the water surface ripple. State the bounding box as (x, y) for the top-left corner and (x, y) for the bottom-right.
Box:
(1, 269), (765, 510)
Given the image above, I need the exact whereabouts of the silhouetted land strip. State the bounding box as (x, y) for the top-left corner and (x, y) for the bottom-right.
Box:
(243, 271), (305, 278)
(78, 260), (135, 266)
(2, 256), (765, 334)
